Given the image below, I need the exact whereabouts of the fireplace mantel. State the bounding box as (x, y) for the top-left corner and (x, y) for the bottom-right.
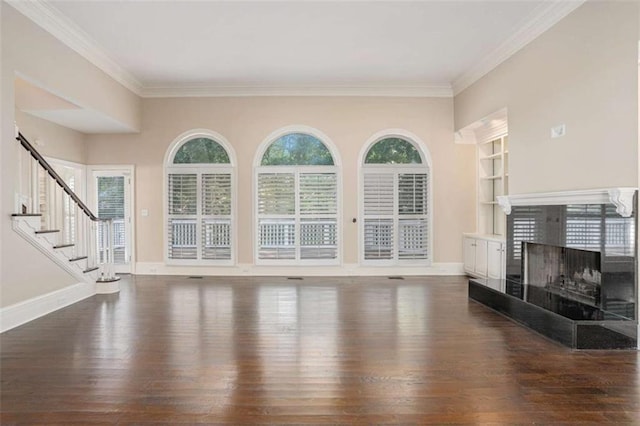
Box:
(497, 188), (637, 217)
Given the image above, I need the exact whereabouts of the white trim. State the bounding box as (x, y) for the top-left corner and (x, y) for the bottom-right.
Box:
(253, 126), (342, 265)
(142, 85), (453, 98)
(358, 130), (433, 267)
(0, 282), (95, 333)
(12, 215), (97, 283)
(6, 0), (143, 96)
(454, 108), (508, 145)
(87, 165), (136, 273)
(359, 129), (433, 169)
(452, 1), (585, 95)
(9, 0), (583, 100)
(164, 130), (237, 266)
(253, 125), (341, 168)
(135, 262), (464, 277)
(164, 129), (238, 167)
(497, 188), (638, 217)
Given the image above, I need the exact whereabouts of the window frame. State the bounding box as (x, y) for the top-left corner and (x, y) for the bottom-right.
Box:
(164, 129), (237, 266)
(253, 125), (342, 266)
(358, 129), (433, 266)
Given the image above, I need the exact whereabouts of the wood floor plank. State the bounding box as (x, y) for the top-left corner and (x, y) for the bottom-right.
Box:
(1, 275), (639, 424)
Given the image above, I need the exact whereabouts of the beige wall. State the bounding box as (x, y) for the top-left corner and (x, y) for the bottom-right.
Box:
(1, 2), (140, 307)
(3, 6), (140, 133)
(15, 110), (86, 164)
(87, 96), (475, 266)
(455, 1), (639, 194)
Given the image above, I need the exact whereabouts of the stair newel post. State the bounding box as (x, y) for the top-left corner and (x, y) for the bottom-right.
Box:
(97, 219), (114, 281)
(107, 219), (115, 279)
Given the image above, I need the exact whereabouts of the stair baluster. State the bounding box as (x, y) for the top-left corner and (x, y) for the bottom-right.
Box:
(14, 132), (119, 284)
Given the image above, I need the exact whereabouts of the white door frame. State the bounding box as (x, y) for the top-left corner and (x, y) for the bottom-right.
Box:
(87, 165), (135, 274)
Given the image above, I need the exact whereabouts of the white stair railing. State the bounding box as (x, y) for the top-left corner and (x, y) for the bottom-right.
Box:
(15, 132), (119, 283)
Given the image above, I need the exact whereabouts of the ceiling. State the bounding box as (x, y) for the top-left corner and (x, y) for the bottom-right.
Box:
(14, 0), (583, 98)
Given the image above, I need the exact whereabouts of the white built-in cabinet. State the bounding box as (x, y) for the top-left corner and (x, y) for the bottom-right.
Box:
(463, 234), (505, 279)
(459, 110), (508, 282)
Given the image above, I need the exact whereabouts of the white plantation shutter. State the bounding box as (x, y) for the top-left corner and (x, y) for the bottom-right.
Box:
(258, 173), (295, 215)
(299, 173), (338, 260)
(257, 173), (296, 260)
(201, 173), (232, 260)
(363, 173), (394, 216)
(167, 169), (234, 263)
(256, 170), (338, 262)
(202, 174), (231, 216)
(363, 173), (395, 260)
(362, 170), (429, 263)
(168, 173), (198, 260)
(168, 174), (197, 215)
(398, 173), (428, 260)
(299, 173), (337, 214)
(364, 218), (394, 260)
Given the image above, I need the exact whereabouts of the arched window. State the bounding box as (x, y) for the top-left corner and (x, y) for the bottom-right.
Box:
(255, 128), (340, 264)
(165, 131), (235, 265)
(360, 132), (431, 265)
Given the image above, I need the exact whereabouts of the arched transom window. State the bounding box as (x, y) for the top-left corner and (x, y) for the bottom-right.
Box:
(255, 130), (340, 264)
(165, 134), (235, 264)
(361, 134), (431, 265)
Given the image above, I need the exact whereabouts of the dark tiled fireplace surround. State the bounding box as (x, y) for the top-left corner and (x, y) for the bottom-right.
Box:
(469, 190), (638, 349)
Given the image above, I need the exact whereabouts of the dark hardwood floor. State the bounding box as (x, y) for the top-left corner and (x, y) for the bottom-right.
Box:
(1, 275), (639, 424)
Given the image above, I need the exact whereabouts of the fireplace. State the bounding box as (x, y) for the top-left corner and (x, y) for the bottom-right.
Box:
(468, 188), (638, 349)
(523, 242), (601, 307)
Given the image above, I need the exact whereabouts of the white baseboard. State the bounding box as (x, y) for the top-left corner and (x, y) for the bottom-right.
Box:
(0, 282), (95, 333)
(135, 262), (465, 277)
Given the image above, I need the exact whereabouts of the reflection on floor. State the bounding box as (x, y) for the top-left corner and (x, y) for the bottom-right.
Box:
(1, 275), (639, 423)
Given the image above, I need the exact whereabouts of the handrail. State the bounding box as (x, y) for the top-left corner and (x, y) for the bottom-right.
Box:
(16, 132), (104, 222)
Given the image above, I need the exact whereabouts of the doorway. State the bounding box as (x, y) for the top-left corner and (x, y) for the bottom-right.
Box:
(88, 166), (134, 274)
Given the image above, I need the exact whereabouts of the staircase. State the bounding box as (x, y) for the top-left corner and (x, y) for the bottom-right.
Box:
(11, 131), (119, 294)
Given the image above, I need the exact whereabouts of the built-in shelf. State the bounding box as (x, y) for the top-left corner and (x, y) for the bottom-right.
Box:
(480, 152), (502, 160)
(477, 134), (508, 236)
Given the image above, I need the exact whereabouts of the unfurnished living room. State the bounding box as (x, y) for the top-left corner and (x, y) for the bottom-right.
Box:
(1, 0), (639, 423)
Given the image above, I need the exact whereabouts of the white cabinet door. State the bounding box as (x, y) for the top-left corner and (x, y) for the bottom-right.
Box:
(487, 241), (504, 279)
(463, 237), (476, 274)
(474, 239), (488, 277)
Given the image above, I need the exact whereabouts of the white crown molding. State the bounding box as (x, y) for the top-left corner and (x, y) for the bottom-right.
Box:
(452, 0), (585, 96)
(141, 85), (453, 98)
(10, 0), (583, 99)
(6, 0), (143, 96)
(497, 188), (637, 218)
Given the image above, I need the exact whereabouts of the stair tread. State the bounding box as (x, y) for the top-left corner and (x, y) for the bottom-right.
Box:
(35, 229), (60, 234)
(11, 213), (42, 217)
(53, 243), (74, 249)
(83, 266), (99, 273)
(69, 256), (88, 262)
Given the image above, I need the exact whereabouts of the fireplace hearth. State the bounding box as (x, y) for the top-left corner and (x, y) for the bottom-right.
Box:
(468, 190), (637, 349)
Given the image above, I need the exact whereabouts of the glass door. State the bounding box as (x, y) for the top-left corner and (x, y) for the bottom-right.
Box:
(91, 169), (133, 274)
